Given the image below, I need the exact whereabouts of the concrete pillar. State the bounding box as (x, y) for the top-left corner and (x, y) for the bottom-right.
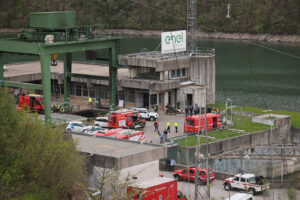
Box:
(40, 54), (52, 122)
(164, 91), (168, 107)
(164, 71), (169, 80)
(160, 72), (164, 80)
(148, 91), (151, 109)
(109, 47), (118, 110)
(156, 93), (159, 107)
(64, 52), (72, 103)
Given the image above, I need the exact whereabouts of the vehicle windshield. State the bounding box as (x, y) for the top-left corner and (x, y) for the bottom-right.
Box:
(39, 100), (44, 105)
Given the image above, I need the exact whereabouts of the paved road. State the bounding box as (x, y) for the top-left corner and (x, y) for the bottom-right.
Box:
(161, 171), (300, 200)
(144, 110), (186, 144)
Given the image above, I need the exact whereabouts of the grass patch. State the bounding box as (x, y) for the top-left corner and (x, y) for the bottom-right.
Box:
(212, 104), (300, 129)
(177, 115), (269, 147)
(232, 106), (300, 128)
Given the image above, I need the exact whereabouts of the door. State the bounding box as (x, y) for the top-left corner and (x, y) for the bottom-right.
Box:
(189, 169), (195, 181)
(73, 123), (84, 133)
(187, 94), (193, 106)
(232, 176), (240, 188)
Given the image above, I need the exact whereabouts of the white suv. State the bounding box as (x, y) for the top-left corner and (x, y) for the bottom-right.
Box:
(131, 108), (158, 121)
(95, 117), (108, 128)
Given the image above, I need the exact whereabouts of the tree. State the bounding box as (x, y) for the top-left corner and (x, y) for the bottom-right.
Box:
(0, 88), (84, 199)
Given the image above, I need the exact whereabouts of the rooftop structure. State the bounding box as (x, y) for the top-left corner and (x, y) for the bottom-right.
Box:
(72, 134), (166, 170)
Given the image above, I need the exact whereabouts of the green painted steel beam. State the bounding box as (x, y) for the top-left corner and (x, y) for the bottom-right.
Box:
(64, 53), (72, 103)
(41, 39), (119, 55)
(1, 81), (43, 90)
(0, 40), (40, 54)
(70, 73), (109, 80)
(40, 55), (52, 123)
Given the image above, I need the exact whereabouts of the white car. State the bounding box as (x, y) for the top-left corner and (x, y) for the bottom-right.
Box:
(130, 108), (159, 121)
(66, 121), (91, 134)
(95, 116), (108, 127)
(224, 173), (269, 195)
(225, 193), (255, 200)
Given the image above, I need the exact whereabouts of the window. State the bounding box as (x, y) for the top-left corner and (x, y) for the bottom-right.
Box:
(182, 169), (188, 173)
(176, 69), (181, 77)
(189, 169), (194, 174)
(171, 70), (176, 78)
(113, 117), (117, 123)
(190, 120), (194, 126)
(234, 176), (239, 181)
(182, 68), (186, 76)
(241, 178), (246, 182)
(83, 84), (88, 97)
(76, 84), (82, 96)
(200, 171), (205, 175)
(186, 120), (190, 125)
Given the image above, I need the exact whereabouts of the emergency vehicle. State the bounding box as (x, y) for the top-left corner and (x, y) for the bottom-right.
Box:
(127, 177), (187, 200)
(17, 94), (44, 114)
(184, 113), (224, 134)
(223, 173), (270, 195)
(173, 166), (215, 183)
(94, 128), (145, 142)
(108, 109), (146, 129)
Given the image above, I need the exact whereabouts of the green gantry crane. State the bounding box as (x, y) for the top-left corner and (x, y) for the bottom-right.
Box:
(0, 11), (120, 123)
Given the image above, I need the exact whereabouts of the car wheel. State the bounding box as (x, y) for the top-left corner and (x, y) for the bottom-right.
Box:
(83, 130), (86, 134)
(249, 188), (256, 195)
(150, 116), (155, 121)
(224, 183), (231, 191)
(95, 124), (99, 127)
(174, 175), (181, 181)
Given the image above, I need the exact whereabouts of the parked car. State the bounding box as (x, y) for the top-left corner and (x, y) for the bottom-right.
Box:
(225, 193), (255, 200)
(66, 121), (91, 134)
(130, 108), (159, 121)
(223, 173), (270, 195)
(95, 116), (108, 128)
(173, 166), (215, 183)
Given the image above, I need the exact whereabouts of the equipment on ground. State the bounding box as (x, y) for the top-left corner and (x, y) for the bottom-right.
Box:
(94, 128), (145, 142)
(17, 94), (44, 114)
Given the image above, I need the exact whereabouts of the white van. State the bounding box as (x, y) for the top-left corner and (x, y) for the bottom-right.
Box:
(226, 193), (255, 200)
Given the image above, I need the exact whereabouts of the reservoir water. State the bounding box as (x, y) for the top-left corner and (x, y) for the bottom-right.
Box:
(1, 35), (300, 112)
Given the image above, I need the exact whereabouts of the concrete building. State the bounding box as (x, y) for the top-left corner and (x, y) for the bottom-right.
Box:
(72, 134), (166, 198)
(118, 50), (215, 109)
(4, 49), (215, 110)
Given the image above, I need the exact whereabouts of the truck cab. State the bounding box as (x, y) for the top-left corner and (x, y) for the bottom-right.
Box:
(224, 173), (269, 195)
(18, 94), (44, 114)
(173, 167), (215, 183)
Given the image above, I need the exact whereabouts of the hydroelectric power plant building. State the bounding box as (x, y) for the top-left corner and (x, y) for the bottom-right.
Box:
(4, 50), (216, 110)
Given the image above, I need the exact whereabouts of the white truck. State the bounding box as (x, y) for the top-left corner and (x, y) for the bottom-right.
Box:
(223, 173), (270, 195)
(130, 108), (159, 121)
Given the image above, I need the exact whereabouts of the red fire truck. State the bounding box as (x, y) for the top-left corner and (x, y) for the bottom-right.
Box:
(127, 177), (187, 200)
(16, 94), (44, 114)
(184, 113), (224, 134)
(94, 128), (145, 142)
(108, 109), (146, 129)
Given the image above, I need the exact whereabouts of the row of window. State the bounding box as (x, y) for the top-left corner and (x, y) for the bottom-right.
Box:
(170, 68), (187, 79)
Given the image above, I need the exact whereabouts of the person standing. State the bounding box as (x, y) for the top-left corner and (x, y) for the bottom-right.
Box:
(157, 131), (161, 143)
(185, 105), (189, 117)
(189, 105), (193, 116)
(163, 129), (168, 141)
(160, 131), (165, 143)
(154, 120), (159, 132)
(167, 121), (171, 133)
(174, 122), (179, 133)
(170, 158), (176, 171)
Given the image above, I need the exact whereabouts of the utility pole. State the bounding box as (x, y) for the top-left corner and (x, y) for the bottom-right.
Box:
(194, 88), (210, 200)
(187, 0), (197, 53)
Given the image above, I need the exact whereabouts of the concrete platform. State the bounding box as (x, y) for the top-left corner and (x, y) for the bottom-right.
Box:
(38, 113), (87, 125)
(72, 134), (167, 169)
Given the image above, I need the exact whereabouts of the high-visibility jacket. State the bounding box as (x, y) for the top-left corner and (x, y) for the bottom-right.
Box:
(167, 122), (171, 126)
(174, 122), (179, 127)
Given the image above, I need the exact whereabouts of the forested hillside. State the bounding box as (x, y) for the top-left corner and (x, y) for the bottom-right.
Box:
(0, 0), (299, 34)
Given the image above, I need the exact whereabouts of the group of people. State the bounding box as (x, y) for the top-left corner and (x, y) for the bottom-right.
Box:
(154, 120), (179, 143)
(185, 103), (219, 116)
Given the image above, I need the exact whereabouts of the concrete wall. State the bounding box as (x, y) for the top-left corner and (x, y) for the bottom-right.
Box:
(189, 54), (215, 105)
(291, 128), (300, 144)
